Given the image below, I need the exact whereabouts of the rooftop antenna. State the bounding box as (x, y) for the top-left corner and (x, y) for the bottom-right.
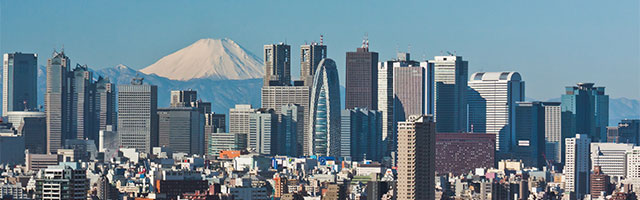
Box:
(447, 51), (454, 56)
(320, 34), (324, 45)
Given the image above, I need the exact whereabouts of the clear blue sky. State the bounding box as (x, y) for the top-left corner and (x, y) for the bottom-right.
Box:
(1, 0), (638, 100)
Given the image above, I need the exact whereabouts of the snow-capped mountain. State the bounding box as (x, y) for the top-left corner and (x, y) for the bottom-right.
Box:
(140, 38), (264, 81)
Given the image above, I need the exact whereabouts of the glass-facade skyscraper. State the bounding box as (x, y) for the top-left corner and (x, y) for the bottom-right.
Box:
(429, 55), (468, 133)
(561, 83), (609, 142)
(3, 52), (38, 115)
(309, 58), (341, 157)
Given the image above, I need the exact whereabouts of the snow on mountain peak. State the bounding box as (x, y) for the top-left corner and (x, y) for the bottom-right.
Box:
(140, 38), (264, 80)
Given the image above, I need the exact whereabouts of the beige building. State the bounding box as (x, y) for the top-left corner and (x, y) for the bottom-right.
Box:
(396, 115), (436, 200)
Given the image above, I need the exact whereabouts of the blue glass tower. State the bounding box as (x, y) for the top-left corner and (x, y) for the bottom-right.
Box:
(561, 83), (609, 142)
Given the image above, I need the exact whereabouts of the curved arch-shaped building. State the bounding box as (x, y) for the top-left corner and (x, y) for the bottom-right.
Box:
(308, 58), (341, 157)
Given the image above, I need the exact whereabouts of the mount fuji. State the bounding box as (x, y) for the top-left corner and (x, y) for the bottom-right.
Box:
(140, 38), (264, 80)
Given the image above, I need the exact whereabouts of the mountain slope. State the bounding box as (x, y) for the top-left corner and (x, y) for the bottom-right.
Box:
(96, 65), (261, 113)
(140, 38), (264, 81)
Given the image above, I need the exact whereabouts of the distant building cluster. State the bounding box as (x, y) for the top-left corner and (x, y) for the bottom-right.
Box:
(0, 36), (638, 200)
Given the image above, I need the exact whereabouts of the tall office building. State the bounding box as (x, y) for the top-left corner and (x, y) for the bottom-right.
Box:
(561, 83), (609, 142)
(378, 60), (394, 156)
(229, 104), (256, 134)
(308, 58), (341, 157)
(171, 90), (198, 107)
(468, 72), (525, 153)
(429, 55), (468, 133)
(393, 57), (434, 122)
(513, 102), (545, 168)
(95, 77), (116, 131)
(3, 52), (38, 115)
(397, 115), (436, 200)
(280, 104), (303, 157)
(46, 51), (72, 154)
(542, 102), (563, 165)
(248, 109), (277, 155)
(590, 166), (611, 199)
(210, 133), (247, 156)
(264, 43), (291, 86)
(345, 42), (379, 110)
(118, 77), (158, 153)
(204, 113), (226, 156)
(300, 42), (327, 86)
(7, 111), (47, 154)
(590, 143), (633, 179)
(35, 164), (88, 200)
(340, 108), (382, 161)
(71, 65), (96, 141)
(262, 86), (310, 155)
(617, 119), (640, 145)
(158, 107), (203, 155)
(564, 134), (591, 199)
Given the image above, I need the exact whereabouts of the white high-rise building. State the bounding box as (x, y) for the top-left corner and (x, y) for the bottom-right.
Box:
(564, 134), (591, 198)
(118, 78), (158, 153)
(543, 102), (563, 164)
(591, 143), (633, 179)
(248, 109), (277, 155)
(229, 104), (256, 134)
(626, 147), (640, 180)
(378, 60), (394, 156)
(468, 72), (524, 153)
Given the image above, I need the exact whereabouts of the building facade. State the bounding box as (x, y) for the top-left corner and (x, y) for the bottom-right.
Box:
(280, 104), (303, 157)
(248, 109), (277, 155)
(3, 52), (38, 115)
(229, 104), (256, 134)
(564, 134), (591, 199)
(264, 43), (291, 86)
(300, 42), (327, 86)
(468, 72), (525, 154)
(590, 142), (633, 179)
(340, 108), (382, 161)
(561, 83), (609, 142)
(513, 101), (545, 168)
(435, 133), (496, 175)
(118, 78), (158, 153)
(308, 58), (341, 157)
(158, 107), (204, 155)
(45, 51), (72, 154)
(397, 115), (436, 200)
(345, 44), (378, 110)
(261, 86), (310, 156)
(429, 55), (468, 133)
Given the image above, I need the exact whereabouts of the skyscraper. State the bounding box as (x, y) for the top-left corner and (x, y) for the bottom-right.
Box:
(262, 86), (310, 155)
(468, 72), (525, 154)
(248, 109), (277, 155)
(280, 104), (303, 157)
(118, 77), (158, 153)
(430, 55), (468, 133)
(95, 77), (116, 131)
(229, 104), (256, 134)
(204, 113), (225, 156)
(3, 52), (38, 115)
(158, 107), (203, 155)
(300, 42), (327, 86)
(71, 65), (96, 141)
(397, 115), (436, 200)
(170, 90), (198, 107)
(626, 147), (640, 182)
(46, 51), (72, 154)
(513, 101), (545, 168)
(564, 134), (590, 199)
(378, 60), (394, 157)
(340, 108), (382, 161)
(7, 111), (47, 154)
(542, 102), (563, 165)
(561, 83), (609, 142)
(345, 42), (379, 110)
(264, 43), (291, 86)
(617, 119), (640, 145)
(435, 133), (495, 175)
(308, 58), (341, 157)
(393, 57), (434, 122)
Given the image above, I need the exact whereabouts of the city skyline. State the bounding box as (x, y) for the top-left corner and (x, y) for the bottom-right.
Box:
(1, 1), (638, 101)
